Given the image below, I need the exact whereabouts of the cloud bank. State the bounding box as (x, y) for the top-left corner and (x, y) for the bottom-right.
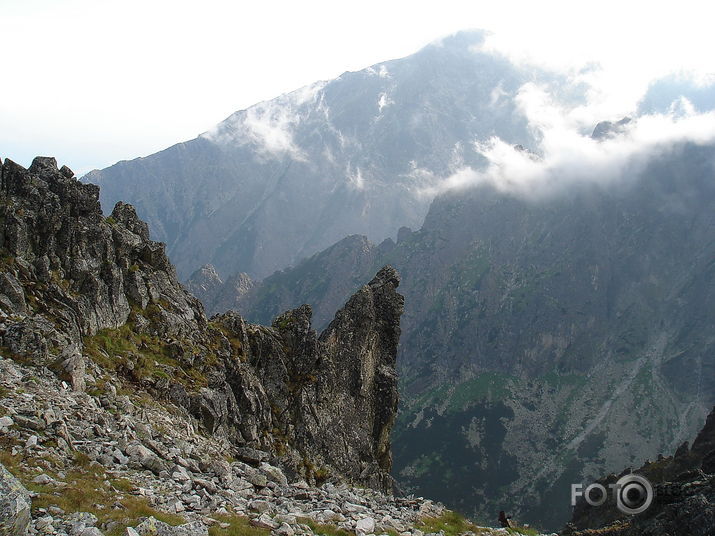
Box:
(419, 82), (715, 199)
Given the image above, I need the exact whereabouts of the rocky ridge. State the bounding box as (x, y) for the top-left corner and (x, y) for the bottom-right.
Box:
(0, 156), (404, 492)
(185, 267), (255, 318)
(0, 156), (554, 536)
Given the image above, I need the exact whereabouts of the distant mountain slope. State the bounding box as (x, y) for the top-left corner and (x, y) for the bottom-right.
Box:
(83, 31), (543, 280)
(230, 142), (715, 529)
(565, 405), (715, 535)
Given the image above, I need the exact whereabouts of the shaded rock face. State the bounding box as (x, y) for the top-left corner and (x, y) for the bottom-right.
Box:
(0, 157), (403, 492)
(0, 463), (31, 536)
(0, 157), (205, 391)
(565, 406), (715, 536)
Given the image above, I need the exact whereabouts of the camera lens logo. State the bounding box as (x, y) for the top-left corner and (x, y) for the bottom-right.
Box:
(614, 474), (653, 515)
(571, 474), (654, 515)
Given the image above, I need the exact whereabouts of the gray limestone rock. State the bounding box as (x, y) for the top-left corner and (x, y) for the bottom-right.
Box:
(134, 518), (207, 536)
(0, 463), (31, 536)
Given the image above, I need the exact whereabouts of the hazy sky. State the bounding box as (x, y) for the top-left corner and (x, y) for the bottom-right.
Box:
(2, 0), (714, 175)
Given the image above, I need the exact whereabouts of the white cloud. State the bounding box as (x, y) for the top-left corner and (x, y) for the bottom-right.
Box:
(347, 164), (366, 189)
(489, 82), (509, 107)
(4, 1), (714, 173)
(243, 103), (305, 159)
(377, 92), (393, 113)
(202, 81), (326, 160)
(419, 82), (715, 199)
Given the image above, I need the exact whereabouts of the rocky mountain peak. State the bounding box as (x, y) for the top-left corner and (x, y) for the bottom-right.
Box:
(83, 30), (540, 281)
(0, 156), (404, 493)
(591, 117), (632, 140)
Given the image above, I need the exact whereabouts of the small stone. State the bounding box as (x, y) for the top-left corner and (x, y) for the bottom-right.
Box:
(274, 523), (294, 536)
(80, 528), (104, 536)
(35, 516), (54, 531)
(33, 474), (52, 485)
(113, 450), (129, 465)
(25, 435), (38, 449)
(141, 456), (168, 475)
(234, 447), (269, 464)
(259, 462), (288, 486)
(250, 514), (278, 530)
(273, 514), (297, 525)
(0, 416), (14, 428)
(135, 517), (208, 536)
(172, 468), (191, 482)
(248, 500), (271, 513)
(244, 468), (268, 488)
(193, 478), (217, 494)
(355, 517), (376, 535)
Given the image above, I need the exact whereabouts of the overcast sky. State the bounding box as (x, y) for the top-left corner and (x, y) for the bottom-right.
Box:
(2, 0), (714, 175)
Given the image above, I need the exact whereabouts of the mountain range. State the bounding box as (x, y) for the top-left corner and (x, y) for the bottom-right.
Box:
(79, 30), (715, 531)
(83, 31), (550, 280)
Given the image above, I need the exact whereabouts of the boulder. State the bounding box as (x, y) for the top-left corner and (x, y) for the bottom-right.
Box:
(0, 463), (31, 536)
(134, 517), (207, 536)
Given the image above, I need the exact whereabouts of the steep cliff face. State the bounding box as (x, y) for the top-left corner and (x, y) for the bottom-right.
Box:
(0, 156), (403, 492)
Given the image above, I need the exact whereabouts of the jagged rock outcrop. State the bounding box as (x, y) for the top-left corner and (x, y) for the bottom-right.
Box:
(564, 406), (715, 536)
(0, 156), (402, 491)
(230, 235), (394, 330)
(185, 265), (223, 306)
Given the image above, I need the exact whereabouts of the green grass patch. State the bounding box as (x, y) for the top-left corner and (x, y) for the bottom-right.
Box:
(448, 373), (512, 411)
(110, 477), (135, 492)
(296, 518), (351, 536)
(83, 317), (207, 388)
(1, 443), (184, 536)
(541, 370), (587, 388)
(415, 510), (487, 536)
(207, 514), (270, 536)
